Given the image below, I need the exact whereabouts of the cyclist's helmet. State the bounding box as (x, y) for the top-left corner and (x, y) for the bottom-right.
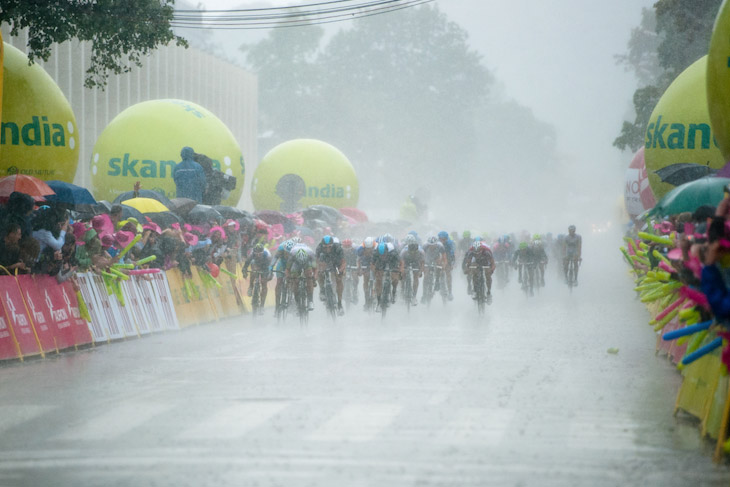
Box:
(363, 237), (374, 249)
(342, 238), (353, 248)
(568, 225), (576, 232)
(290, 236), (302, 244)
(427, 236), (438, 245)
(295, 248), (308, 263)
(381, 233), (394, 244)
(477, 242), (488, 253)
(473, 236), (482, 243)
(378, 242), (387, 255)
(322, 235), (333, 245)
(438, 231), (449, 240)
(404, 234), (416, 246)
(533, 233), (541, 241)
(519, 242), (529, 250)
(462, 230), (471, 239)
(253, 243), (264, 253)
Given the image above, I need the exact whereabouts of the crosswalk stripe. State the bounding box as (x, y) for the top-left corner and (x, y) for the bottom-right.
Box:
(308, 404), (403, 442)
(55, 403), (172, 441)
(177, 402), (288, 440)
(0, 405), (54, 433)
(438, 408), (515, 445)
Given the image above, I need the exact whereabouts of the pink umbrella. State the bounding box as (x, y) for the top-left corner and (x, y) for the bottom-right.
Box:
(340, 207), (368, 223)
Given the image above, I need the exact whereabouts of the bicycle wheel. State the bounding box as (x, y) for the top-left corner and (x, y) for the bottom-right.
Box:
(252, 277), (261, 317)
(423, 270), (433, 306)
(325, 274), (337, 320)
(439, 271), (448, 305)
(381, 279), (391, 319)
(404, 271), (412, 313)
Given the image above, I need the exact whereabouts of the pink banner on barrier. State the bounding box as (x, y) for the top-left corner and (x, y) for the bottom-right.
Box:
(59, 280), (93, 346)
(16, 275), (61, 353)
(0, 276), (40, 357)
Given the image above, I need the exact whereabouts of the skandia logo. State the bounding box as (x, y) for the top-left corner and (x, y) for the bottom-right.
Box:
(1, 116), (70, 147)
(106, 153), (227, 178)
(645, 116), (720, 150)
(306, 184), (352, 199)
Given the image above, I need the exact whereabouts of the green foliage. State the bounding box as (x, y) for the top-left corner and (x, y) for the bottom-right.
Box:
(614, 0), (722, 152)
(0, 0), (187, 89)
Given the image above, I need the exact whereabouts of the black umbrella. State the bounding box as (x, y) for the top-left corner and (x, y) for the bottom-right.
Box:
(303, 205), (343, 225)
(655, 163), (716, 186)
(214, 205), (250, 220)
(45, 180), (97, 207)
(144, 211), (183, 229)
(120, 204), (146, 222)
(113, 189), (173, 208)
(186, 205), (223, 224)
(168, 198), (198, 216)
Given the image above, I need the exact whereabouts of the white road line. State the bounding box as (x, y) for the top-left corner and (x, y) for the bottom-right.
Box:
(0, 405), (55, 433)
(438, 408), (515, 445)
(54, 403), (172, 441)
(308, 404), (403, 442)
(177, 402), (288, 440)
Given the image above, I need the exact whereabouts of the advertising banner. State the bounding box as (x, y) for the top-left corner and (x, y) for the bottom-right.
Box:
(76, 273), (108, 342)
(59, 280), (93, 346)
(17, 274), (63, 353)
(0, 275), (41, 357)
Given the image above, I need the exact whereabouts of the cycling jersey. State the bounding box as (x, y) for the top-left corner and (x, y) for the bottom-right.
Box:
(243, 248), (272, 274)
(423, 241), (446, 265)
(400, 247), (425, 268)
(371, 243), (399, 271)
(563, 234), (581, 258)
(316, 241), (345, 268)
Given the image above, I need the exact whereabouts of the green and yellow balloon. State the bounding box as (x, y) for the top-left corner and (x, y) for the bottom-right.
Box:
(91, 99), (245, 205)
(251, 139), (359, 212)
(644, 56), (725, 200)
(0, 43), (79, 182)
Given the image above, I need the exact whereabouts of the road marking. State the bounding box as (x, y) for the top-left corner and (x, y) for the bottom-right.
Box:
(438, 407), (515, 445)
(308, 404), (403, 442)
(54, 403), (172, 441)
(177, 402), (288, 440)
(0, 405), (54, 433)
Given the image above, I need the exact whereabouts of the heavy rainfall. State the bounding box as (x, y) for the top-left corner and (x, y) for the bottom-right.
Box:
(0, 0), (729, 485)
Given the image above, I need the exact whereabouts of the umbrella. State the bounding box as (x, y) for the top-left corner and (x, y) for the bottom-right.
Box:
(122, 197), (169, 214)
(214, 205), (250, 220)
(168, 198), (198, 216)
(303, 205), (343, 225)
(648, 176), (730, 217)
(254, 210), (296, 233)
(0, 175), (55, 201)
(654, 163), (716, 186)
(120, 204), (146, 222)
(186, 205), (223, 224)
(113, 189), (172, 208)
(45, 180), (97, 206)
(144, 211), (183, 229)
(339, 207), (368, 223)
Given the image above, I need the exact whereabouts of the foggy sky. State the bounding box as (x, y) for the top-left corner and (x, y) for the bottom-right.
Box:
(195, 0), (656, 228)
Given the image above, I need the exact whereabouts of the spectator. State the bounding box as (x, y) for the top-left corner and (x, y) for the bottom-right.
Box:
(1, 192), (35, 240)
(32, 206), (69, 255)
(110, 204), (124, 229)
(173, 147), (206, 203)
(0, 223), (26, 272)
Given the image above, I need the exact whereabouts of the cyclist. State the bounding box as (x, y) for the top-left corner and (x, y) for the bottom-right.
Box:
(562, 225), (582, 285)
(342, 238), (359, 305)
(287, 244), (316, 311)
(399, 234), (425, 306)
(532, 235), (549, 287)
(422, 236), (447, 302)
(438, 230), (456, 300)
(463, 240), (495, 303)
(356, 237), (377, 310)
(242, 243), (272, 313)
(371, 241), (401, 309)
(512, 241), (536, 294)
(458, 231), (472, 260)
(315, 235), (346, 315)
(270, 238), (297, 314)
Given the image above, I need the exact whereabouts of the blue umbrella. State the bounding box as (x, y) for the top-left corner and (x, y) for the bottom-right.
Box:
(45, 180), (97, 206)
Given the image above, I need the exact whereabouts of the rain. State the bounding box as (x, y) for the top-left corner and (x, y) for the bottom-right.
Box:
(0, 1), (729, 486)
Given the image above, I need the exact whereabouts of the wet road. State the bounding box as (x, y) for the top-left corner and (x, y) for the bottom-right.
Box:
(0, 234), (729, 486)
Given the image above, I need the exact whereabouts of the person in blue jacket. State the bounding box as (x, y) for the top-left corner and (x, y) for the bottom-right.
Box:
(173, 147), (206, 202)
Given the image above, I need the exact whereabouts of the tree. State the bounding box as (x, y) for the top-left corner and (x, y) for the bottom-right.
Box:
(0, 0), (187, 88)
(614, 0), (722, 152)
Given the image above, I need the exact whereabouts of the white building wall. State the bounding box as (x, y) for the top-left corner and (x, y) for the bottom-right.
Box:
(1, 27), (258, 210)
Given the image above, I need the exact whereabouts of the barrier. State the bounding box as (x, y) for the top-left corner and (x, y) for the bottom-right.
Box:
(0, 264), (256, 362)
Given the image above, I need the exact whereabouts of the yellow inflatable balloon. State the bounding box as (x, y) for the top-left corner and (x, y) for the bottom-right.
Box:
(251, 139), (359, 212)
(0, 43), (79, 182)
(707, 0), (730, 161)
(91, 99), (244, 206)
(644, 56), (725, 199)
